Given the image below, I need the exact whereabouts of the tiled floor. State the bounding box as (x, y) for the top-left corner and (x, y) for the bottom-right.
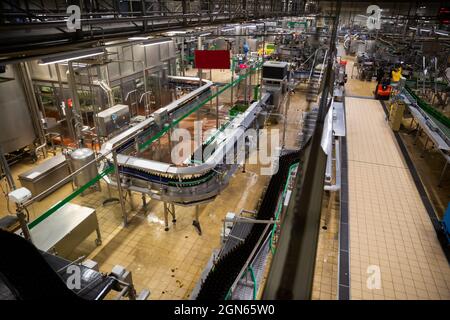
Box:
(346, 97), (450, 300)
(0, 68), (309, 300)
(311, 192), (340, 300)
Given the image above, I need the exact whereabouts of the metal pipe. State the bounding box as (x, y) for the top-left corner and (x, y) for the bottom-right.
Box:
(112, 151), (128, 226)
(324, 138), (341, 191)
(34, 142), (47, 159)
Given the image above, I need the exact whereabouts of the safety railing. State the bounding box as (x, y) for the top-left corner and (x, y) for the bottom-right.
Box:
(21, 60), (265, 239)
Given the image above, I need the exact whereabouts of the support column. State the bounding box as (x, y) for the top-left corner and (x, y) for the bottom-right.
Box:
(216, 87), (220, 129)
(181, 37), (185, 76)
(67, 61), (84, 147)
(55, 64), (76, 143)
(197, 36), (203, 87)
(112, 151), (128, 226)
(282, 84), (292, 148)
(15, 63), (47, 155)
(170, 203), (176, 223)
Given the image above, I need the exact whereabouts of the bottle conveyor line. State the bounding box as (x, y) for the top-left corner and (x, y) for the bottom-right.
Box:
(100, 75), (273, 205)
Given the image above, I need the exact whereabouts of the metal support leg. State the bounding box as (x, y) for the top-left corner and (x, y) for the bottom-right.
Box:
(193, 205), (202, 235)
(257, 127), (260, 151)
(421, 137), (429, 158)
(414, 127), (421, 145)
(95, 227), (102, 246)
(142, 193), (147, 209)
(438, 160), (449, 187)
(103, 182), (120, 206)
(17, 208), (31, 241)
(216, 89), (219, 129)
(170, 203), (176, 223)
(127, 189), (135, 211)
(163, 202), (169, 231)
(112, 151), (128, 226)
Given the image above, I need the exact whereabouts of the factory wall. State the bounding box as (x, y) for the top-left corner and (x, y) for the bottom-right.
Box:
(0, 66), (37, 153)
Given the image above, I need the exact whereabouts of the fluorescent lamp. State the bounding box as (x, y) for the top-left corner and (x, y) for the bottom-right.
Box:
(58, 62), (88, 67)
(141, 38), (173, 47)
(166, 31), (188, 36)
(221, 28), (235, 32)
(409, 27), (417, 30)
(199, 33), (211, 37)
(435, 30), (449, 36)
(128, 36), (150, 40)
(38, 48), (104, 65)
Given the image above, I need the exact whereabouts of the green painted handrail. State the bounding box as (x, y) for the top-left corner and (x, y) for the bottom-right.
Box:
(248, 266), (257, 300)
(405, 85), (450, 130)
(28, 62), (264, 230)
(28, 165), (114, 229)
(269, 163), (299, 254)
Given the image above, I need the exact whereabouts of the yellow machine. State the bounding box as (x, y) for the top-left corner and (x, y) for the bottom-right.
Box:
(258, 43), (276, 56)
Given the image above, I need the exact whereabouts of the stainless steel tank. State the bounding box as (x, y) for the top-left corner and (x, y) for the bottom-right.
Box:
(70, 148), (98, 187)
(0, 67), (37, 153)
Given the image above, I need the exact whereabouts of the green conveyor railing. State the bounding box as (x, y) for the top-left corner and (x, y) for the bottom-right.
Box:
(138, 61), (263, 152)
(269, 163), (298, 254)
(28, 165), (114, 229)
(404, 85), (450, 137)
(29, 62), (264, 229)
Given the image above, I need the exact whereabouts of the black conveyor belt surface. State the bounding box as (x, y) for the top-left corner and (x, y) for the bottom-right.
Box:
(196, 150), (301, 300)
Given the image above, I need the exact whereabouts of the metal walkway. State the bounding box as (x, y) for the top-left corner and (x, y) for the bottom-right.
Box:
(344, 97), (450, 300)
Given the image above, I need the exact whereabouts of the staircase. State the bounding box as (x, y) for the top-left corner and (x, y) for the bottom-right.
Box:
(306, 68), (323, 102)
(306, 50), (328, 102)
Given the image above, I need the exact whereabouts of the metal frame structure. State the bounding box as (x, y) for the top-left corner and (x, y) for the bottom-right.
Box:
(0, 0), (306, 56)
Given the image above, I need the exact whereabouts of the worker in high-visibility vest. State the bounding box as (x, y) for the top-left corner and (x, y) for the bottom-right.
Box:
(391, 66), (402, 83)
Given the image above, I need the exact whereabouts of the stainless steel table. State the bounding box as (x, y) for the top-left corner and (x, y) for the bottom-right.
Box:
(30, 203), (101, 258)
(18, 154), (70, 200)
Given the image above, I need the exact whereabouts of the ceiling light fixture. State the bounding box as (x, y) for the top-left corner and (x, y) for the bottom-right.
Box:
(141, 38), (173, 47)
(38, 48), (104, 65)
(435, 30), (449, 36)
(128, 36), (150, 40)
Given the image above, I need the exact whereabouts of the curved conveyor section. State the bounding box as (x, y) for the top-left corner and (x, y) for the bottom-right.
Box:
(100, 76), (272, 205)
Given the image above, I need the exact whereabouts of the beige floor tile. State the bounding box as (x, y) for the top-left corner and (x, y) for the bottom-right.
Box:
(346, 97), (450, 300)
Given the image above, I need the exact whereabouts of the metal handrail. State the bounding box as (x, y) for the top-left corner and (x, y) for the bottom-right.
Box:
(307, 49), (319, 83)
(317, 49), (329, 86)
(227, 223), (271, 296)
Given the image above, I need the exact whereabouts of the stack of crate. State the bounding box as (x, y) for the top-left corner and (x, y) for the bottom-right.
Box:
(389, 101), (405, 131)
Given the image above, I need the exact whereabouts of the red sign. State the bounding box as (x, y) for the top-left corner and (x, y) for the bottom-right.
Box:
(194, 50), (230, 69)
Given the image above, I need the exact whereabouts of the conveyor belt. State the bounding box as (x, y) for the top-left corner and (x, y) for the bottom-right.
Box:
(196, 150), (301, 300)
(219, 222), (253, 258)
(404, 86), (450, 139)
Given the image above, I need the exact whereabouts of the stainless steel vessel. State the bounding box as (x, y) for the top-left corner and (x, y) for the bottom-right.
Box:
(70, 148), (98, 188)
